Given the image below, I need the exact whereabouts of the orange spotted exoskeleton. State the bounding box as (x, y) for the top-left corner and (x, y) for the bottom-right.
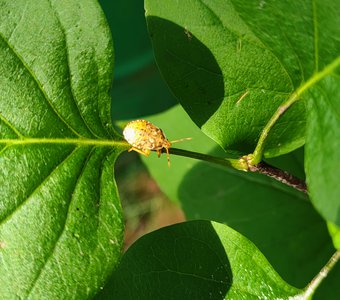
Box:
(123, 119), (191, 167)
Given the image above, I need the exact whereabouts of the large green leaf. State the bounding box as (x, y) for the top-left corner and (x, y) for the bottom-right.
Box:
(141, 105), (338, 297)
(97, 220), (303, 299)
(0, 1), (127, 298)
(145, 0), (339, 157)
(305, 75), (340, 226)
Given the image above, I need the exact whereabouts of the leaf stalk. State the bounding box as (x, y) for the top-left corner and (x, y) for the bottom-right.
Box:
(167, 148), (306, 193)
(250, 57), (340, 165)
(302, 249), (340, 299)
(168, 148), (247, 170)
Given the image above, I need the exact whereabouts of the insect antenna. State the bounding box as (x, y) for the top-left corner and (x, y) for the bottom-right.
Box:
(170, 137), (192, 144)
(165, 138), (191, 167)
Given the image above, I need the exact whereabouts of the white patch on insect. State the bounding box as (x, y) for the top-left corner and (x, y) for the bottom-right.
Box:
(123, 126), (138, 143)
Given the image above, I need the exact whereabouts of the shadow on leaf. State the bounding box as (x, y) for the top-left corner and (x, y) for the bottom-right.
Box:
(178, 147), (334, 288)
(146, 16), (225, 127)
(95, 221), (232, 300)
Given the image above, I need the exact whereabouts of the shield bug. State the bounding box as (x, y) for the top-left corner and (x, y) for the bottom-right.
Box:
(123, 119), (191, 167)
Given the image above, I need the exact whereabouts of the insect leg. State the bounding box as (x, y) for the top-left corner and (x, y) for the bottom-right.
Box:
(165, 148), (170, 167)
(128, 147), (151, 157)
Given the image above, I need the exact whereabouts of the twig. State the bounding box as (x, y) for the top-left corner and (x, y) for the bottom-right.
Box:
(302, 250), (340, 299)
(158, 148), (307, 193)
(167, 148), (246, 170)
(248, 161), (307, 193)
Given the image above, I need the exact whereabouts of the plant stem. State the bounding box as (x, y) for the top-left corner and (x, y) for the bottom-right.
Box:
(2, 138), (307, 192)
(303, 250), (340, 299)
(248, 161), (307, 193)
(169, 148), (247, 170)
(251, 57), (340, 165)
(168, 148), (307, 193)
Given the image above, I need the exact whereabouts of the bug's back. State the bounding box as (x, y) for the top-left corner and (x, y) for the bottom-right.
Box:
(123, 119), (169, 150)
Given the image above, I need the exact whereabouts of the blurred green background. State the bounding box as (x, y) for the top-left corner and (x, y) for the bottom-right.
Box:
(99, 0), (177, 120)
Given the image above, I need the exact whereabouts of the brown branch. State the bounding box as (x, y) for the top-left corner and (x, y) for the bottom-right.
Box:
(156, 148), (307, 194)
(248, 161), (307, 193)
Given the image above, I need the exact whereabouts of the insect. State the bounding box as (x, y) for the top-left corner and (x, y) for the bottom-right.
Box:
(123, 119), (191, 167)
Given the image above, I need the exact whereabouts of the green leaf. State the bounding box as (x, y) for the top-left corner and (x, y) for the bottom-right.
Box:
(305, 75), (340, 226)
(145, 0), (339, 157)
(96, 220), (303, 299)
(327, 223), (340, 250)
(141, 105), (337, 292)
(0, 1), (126, 298)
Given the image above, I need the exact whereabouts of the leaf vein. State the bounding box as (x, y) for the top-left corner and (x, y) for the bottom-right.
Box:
(25, 146), (95, 297)
(0, 31), (82, 138)
(0, 138), (129, 149)
(278, 23), (305, 84)
(199, 0), (295, 91)
(0, 114), (24, 138)
(0, 146), (78, 225)
(165, 49), (223, 77)
(48, 0), (103, 139)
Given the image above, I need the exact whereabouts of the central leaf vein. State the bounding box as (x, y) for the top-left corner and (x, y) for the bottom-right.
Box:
(0, 138), (129, 148)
